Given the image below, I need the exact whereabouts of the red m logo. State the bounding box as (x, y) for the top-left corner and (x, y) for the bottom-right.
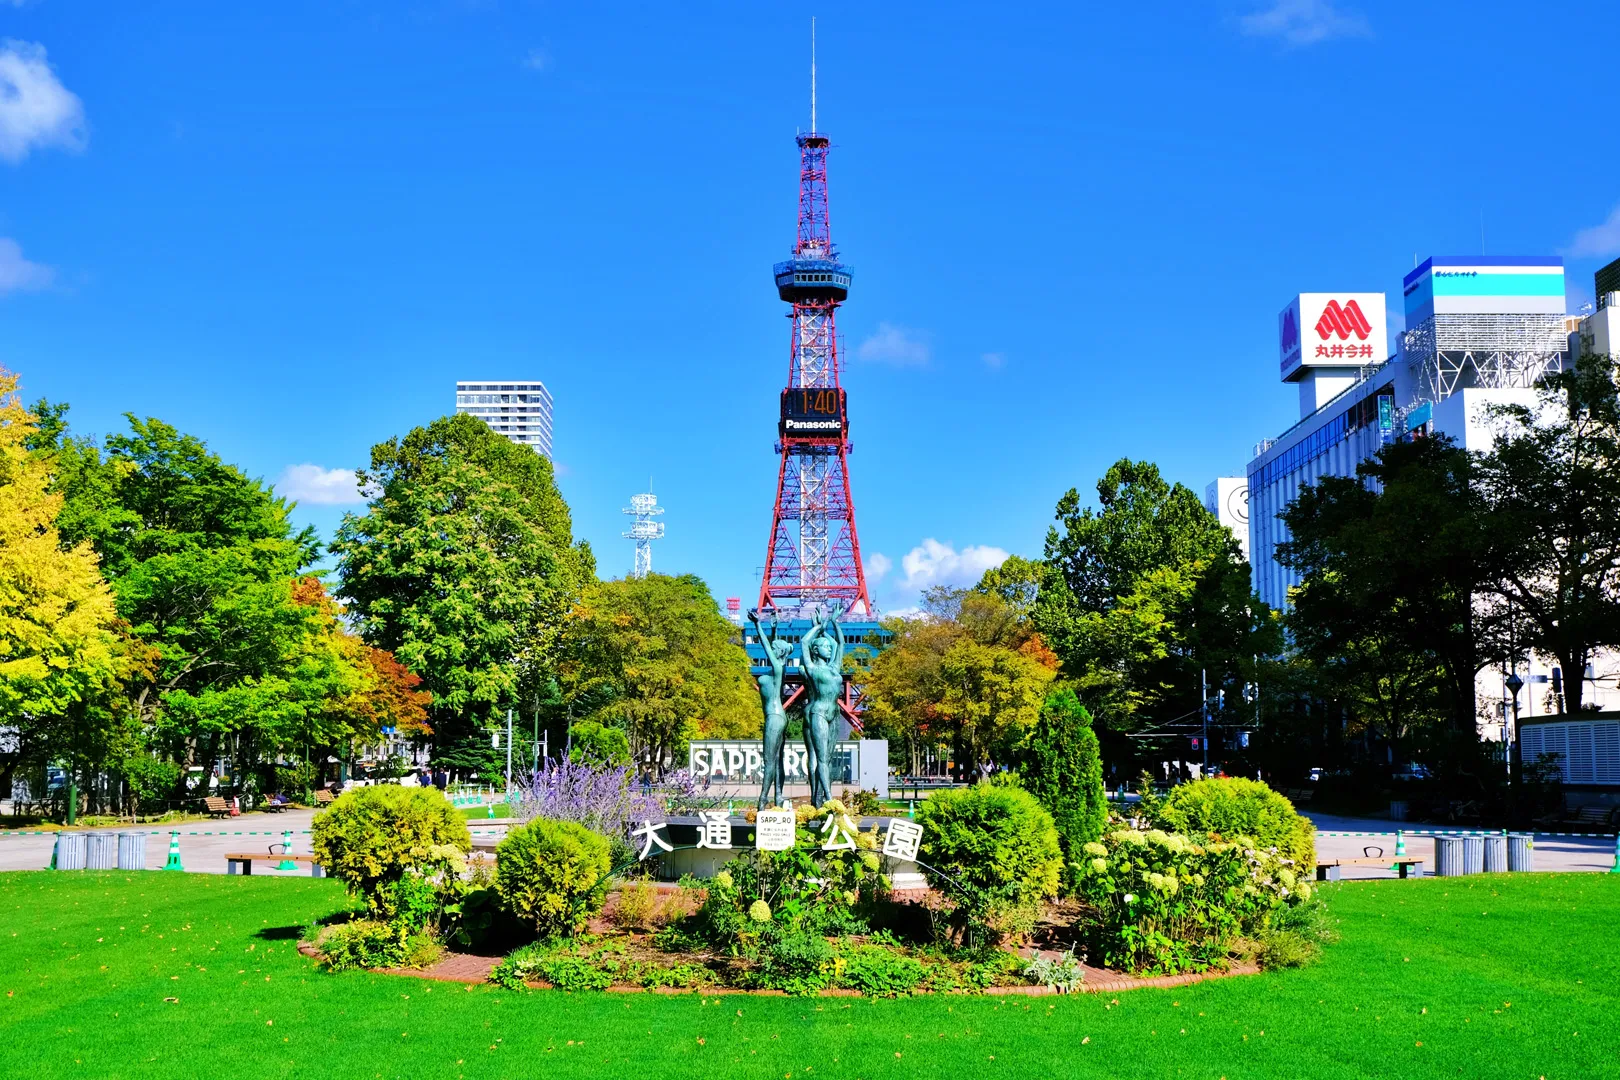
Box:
(1315, 299), (1373, 341)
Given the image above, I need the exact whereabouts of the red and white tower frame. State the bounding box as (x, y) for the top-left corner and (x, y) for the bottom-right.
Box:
(757, 128), (872, 618)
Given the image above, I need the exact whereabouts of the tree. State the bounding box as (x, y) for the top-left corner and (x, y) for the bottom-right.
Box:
(334, 413), (593, 774)
(1278, 436), (1490, 746)
(557, 572), (755, 768)
(862, 583), (1058, 771)
(1475, 354), (1620, 713)
(1020, 687), (1107, 858)
(567, 720), (632, 767)
(0, 374), (133, 800)
(1034, 459), (1272, 731)
(36, 406), (360, 799)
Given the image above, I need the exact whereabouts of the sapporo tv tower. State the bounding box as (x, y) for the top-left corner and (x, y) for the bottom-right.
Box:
(756, 37), (872, 621)
(749, 29), (888, 733)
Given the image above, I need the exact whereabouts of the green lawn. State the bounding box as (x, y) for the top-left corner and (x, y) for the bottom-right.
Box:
(457, 803), (516, 821)
(2, 872), (1617, 1079)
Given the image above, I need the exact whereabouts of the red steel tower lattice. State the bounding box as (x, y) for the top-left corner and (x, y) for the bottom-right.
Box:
(757, 130), (872, 617)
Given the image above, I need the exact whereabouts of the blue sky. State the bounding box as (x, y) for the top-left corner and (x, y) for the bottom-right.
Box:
(6, 1), (1619, 613)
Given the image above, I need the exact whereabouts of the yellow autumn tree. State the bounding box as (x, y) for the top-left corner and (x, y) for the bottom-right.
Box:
(0, 369), (125, 724)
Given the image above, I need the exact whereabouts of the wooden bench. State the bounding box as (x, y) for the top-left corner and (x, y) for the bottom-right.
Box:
(225, 852), (326, 877)
(313, 790), (336, 805)
(1316, 856), (1423, 881)
(1556, 805), (1617, 831)
(202, 796), (231, 818)
(260, 798), (290, 813)
(1284, 787), (1315, 806)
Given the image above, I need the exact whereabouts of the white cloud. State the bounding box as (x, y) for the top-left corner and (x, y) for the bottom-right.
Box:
(0, 40), (86, 163)
(857, 322), (931, 367)
(865, 552), (893, 583)
(522, 47), (551, 73)
(1239, 1), (1370, 46)
(277, 464), (364, 505)
(981, 352), (1006, 370)
(899, 539), (1010, 591)
(0, 236), (52, 292)
(1566, 204), (1620, 260)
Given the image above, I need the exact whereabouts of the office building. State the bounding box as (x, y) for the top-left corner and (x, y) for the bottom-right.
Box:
(1240, 255), (1620, 738)
(1572, 256), (1620, 356)
(455, 381), (554, 458)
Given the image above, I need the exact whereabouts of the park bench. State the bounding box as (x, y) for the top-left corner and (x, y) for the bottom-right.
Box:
(260, 798), (290, 813)
(313, 790), (336, 805)
(1284, 787), (1314, 806)
(1316, 856), (1423, 881)
(202, 796), (231, 819)
(1553, 805), (1618, 832)
(225, 850), (326, 877)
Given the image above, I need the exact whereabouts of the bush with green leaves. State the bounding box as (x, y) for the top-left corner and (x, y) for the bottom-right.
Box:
(750, 928), (837, 994)
(310, 785), (471, 911)
(1073, 828), (1308, 975)
(915, 782), (1062, 944)
(1150, 777), (1315, 870)
(840, 943), (927, 996)
(495, 816), (614, 939)
(1020, 688), (1108, 862)
(319, 919), (441, 972)
(1257, 894), (1339, 969)
(1023, 949), (1083, 992)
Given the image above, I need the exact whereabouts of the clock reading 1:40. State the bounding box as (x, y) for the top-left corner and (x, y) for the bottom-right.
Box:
(795, 389), (841, 415)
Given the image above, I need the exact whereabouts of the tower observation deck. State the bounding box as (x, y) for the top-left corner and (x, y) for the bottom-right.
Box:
(756, 130), (872, 619)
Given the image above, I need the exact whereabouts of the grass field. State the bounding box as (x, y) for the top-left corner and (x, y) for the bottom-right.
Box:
(2, 872), (1617, 1079)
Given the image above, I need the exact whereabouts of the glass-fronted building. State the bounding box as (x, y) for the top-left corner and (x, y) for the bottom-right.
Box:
(455, 380), (554, 459)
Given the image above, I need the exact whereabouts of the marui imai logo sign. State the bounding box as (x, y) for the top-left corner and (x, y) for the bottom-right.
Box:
(1278, 293), (1386, 381)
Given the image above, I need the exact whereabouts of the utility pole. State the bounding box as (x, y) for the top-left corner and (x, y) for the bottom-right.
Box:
(1200, 668), (1210, 777)
(504, 708), (514, 797)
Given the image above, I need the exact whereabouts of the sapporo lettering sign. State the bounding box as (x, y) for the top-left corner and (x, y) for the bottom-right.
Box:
(690, 741), (856, 785)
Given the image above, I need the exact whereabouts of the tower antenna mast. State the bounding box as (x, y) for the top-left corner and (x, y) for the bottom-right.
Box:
(622, 489), (664, 580)
(756, 27), (872, 619)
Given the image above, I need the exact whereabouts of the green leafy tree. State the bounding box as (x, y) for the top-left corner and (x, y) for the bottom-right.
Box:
(1020, 687), (1107, 858)
(558, 572), (755, 768)
(334, 413), (593, 775)
(1035, 459), (1273, 730)
(862, 584), (1057, 771)
(567, 720), (631, 766)
(1278, 436), (1490, 746)
(36, 407), (346, 796)
(1475, 353), (1620, 713)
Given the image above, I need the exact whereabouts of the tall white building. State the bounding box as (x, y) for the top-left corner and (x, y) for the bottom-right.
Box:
(455, 380), (554, 458)
(1242, 256), (1620, 738)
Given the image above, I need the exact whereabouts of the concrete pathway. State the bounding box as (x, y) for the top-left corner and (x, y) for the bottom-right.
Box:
(0, 809), (513, 875)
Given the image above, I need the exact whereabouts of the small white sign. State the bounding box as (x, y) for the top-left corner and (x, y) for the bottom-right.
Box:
(754, 809), (796, 852)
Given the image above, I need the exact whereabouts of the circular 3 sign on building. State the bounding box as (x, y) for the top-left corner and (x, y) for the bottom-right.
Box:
(1227, 483), (1249, 525)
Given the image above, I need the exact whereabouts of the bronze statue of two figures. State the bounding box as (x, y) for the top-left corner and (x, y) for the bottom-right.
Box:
(750, 608), (846, 810)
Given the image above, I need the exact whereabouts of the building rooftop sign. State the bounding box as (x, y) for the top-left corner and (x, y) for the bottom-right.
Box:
(1278, 293), (1387, 382)
(1402, 256), (1565, 325)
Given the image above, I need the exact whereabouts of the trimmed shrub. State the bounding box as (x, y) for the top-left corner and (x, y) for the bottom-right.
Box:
(1152, 777), (1315, 870)
(1020, 688), (1107, 858)
(495, 816), (614, 939)
(310, 785), (471, 911)
(1074, 828), (1308, 975)
(915, 783), (1062, 943)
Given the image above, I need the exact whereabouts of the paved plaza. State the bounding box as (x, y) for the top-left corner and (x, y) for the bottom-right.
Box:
(2, 806), (1614, 879)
